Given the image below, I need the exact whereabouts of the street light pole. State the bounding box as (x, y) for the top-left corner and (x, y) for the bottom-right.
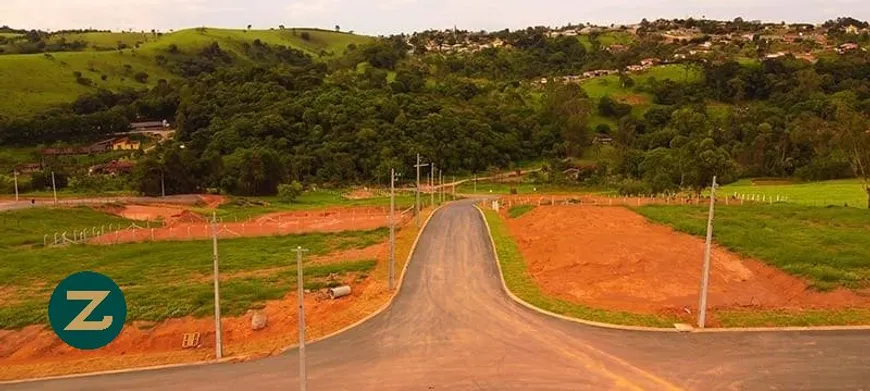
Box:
(296, 246), (310, 391)
(51, 171), (58, 206)
(697, 176), (718, 329)
(414, 154), (428, 228)
(430, 164), (435, 207)
(389, 169), (396, 290)
(211, 212), (223, 358)
(13, 171), (19, 202)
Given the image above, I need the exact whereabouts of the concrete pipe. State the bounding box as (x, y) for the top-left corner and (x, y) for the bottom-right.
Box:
(328, 285), (352, 300)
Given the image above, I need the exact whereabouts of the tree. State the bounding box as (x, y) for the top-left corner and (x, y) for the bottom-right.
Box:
(335, 25), (341, 32)
(300, 32), (311, 41)
(277, 181), (304, 203)
(832, 104), (870, 208)
(247, 24), (252, 30)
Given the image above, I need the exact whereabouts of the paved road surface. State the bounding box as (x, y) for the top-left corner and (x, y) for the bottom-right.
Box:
(10, 200), (870, 390)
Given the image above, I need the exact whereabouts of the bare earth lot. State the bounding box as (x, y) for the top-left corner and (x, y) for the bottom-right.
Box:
(504, 205), (870, 325)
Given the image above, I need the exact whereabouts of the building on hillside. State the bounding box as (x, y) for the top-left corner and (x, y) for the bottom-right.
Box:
(593, 133), (613, 145)
(88, 160), (135, 176)
(130, 120), (170, 131)
(606, 44), (627, 53)
(845, 25), (860, 35)
(13, 163), (42, 174)
(112, 137), (141, 151)
(838, 43), (860, 53)
(640, 58), (659, 67)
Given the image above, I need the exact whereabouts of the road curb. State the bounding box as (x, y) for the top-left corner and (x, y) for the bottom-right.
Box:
(1, 204), (446, 385)
(474, 204), (870, 334)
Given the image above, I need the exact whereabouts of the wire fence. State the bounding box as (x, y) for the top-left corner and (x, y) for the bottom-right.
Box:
(44, 205), (419, 247)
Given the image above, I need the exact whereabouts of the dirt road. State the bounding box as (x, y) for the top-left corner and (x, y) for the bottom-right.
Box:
(7, 200), (870, 390)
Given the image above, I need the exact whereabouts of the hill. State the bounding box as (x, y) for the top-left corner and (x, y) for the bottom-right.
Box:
(0, 28), (373, 118)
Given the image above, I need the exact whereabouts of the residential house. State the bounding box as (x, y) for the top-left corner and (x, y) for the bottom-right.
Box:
(838, 43), (860, 54)
(130, 120), (169, 131)
(112, 137), (141, 151)
(606, 44), (627, 53)
(88, 160), (135, 176)
(13, 163), (42, 174)
(845, 25), (860, 35)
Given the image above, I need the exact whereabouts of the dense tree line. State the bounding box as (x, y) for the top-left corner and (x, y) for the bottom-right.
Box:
(3, 28), (870, 203)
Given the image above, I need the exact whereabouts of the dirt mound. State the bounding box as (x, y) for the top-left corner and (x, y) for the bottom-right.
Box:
(199, 194), (227, 208)
(167, 210), (207, 225)
(116, 205), (187, 221)
(504, 206), (870, 320)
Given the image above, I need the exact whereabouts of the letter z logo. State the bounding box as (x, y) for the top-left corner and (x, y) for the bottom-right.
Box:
(49, 271), (127, 350)
(64, 291), (113, 331)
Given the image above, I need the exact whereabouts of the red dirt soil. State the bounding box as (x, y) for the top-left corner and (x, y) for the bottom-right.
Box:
(504, 206), (870, 323)
(91, 206), (411, 245)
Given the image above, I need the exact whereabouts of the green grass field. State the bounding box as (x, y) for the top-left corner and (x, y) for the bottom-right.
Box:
(0, 206), (134, 250)
(211, 190), (419, 221)
(0, 227), (387, 328)
(635, 204), (870, 291)
(457, 180), (606, 195)
(0, 28), (373, 118)
(718, 178), (868, 208)
(482, 208), (678, 327)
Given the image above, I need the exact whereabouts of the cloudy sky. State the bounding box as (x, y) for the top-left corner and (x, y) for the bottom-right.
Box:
(3, 0), (869, 35)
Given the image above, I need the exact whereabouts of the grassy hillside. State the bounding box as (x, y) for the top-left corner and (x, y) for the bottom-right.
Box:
(580, 64), (703, 129)
(0, 28), (373, 118)
(717, 178), (868, 208)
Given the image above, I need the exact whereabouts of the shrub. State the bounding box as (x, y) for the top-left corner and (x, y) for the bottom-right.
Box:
(277, 181), (304, 203)
(300, 32), (311, 41)
(133, 71), (149, 83)
(615, 178), (651, 196)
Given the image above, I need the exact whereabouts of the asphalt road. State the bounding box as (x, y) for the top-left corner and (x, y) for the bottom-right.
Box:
(10, 200), (870, 390)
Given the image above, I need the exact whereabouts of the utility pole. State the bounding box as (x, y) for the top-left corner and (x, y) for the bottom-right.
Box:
(452, 176), (455, 200)
(51, 171), (58, 206)
(13, 171), (19, 202)
(474, 174), (477, 193)
(430, 164), (435, 207)
(161, 170), (166, 197)
(211, 212), (223, 358)
(439, 170), (443, 204)
(296, 246), (310, 391)
(697, 176), (718, 329)
(414, 154), (428, 228)
(389, 169), (397, 290)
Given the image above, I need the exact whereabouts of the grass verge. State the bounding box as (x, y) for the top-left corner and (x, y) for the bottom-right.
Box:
(507, 205), (534, 218)
(481, 208), (678, 328)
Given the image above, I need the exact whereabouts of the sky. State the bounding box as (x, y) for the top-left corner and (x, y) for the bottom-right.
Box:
(3, 0), (870, 35)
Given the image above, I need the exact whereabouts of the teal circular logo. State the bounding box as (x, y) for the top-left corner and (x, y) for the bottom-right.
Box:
(48, 271), (127, 350)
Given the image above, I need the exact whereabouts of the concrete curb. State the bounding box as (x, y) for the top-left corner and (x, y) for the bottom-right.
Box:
(1, 205), (446, 385)
(474, 204), (870, 334)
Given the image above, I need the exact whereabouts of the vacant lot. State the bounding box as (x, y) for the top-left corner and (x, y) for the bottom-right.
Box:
(482, 208), (678, 327)
(636, 204), (870, 291)
(0, 228), (388, 329)
(494, 204), (870, 327)
(718, 178), (867, 208)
